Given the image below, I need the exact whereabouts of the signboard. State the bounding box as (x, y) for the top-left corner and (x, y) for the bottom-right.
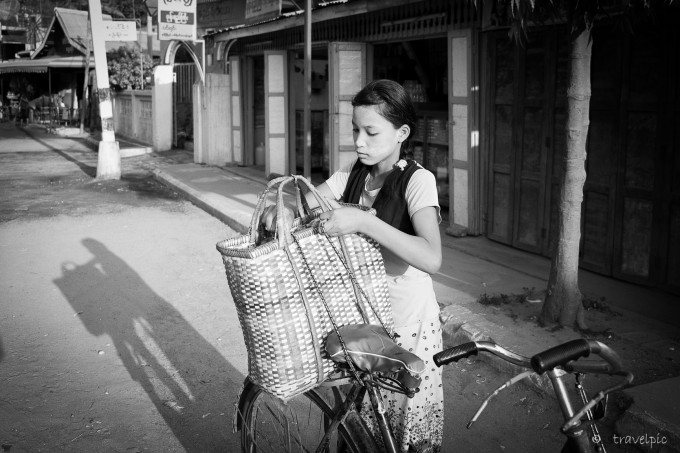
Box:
(198, 0), (247, 29)
(104, 21), (137, 41)
(159, 0), (197, 41)
(245, 0), (281, 25)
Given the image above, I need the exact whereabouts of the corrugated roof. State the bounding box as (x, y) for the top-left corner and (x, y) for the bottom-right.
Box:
(203, 0), (348, 39)
(55, 7), (96, 52)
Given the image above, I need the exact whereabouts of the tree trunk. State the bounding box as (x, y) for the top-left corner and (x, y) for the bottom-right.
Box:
(539, 28), (592, 330)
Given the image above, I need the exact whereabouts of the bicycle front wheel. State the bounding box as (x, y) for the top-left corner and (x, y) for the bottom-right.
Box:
(238, 380), (377, 453)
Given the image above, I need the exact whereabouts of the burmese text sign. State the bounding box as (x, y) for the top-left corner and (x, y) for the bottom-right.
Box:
(104, 21), (137, 41)
(159, 0), (196, 41)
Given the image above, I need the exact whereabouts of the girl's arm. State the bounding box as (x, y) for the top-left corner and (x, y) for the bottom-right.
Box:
(319, 205), (442, 275)
(261, 182), (339, 231)
(304, 182), (341, 209)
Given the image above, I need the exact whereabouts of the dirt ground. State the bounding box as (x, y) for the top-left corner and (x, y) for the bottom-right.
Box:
(475, 290), (680, 387)
(0, 142), (188, 223)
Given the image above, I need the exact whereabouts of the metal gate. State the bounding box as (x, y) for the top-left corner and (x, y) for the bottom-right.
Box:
(173, 63), (197, 147)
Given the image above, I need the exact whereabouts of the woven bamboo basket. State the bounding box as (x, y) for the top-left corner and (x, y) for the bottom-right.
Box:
(216, 175), (393, 400)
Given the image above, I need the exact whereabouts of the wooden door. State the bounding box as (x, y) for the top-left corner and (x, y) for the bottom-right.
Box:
(487, 31), (554, 255)
(229, 56), (244, 165)
(486, 18), (680, 295)
(328, 42), (369, 174)
(264, 50), (289, 177)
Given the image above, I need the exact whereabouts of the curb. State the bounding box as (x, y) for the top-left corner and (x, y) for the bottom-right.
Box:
(615, 378), (680, 453)
(616, 410), (680, 453)
(152, 168), (250, 235)
(83, 135), (153, 158)
(440, 304), (680, 451)
(439, 304), (554, 395)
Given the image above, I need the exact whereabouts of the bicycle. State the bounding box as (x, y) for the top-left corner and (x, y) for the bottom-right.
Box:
(234, 327), (634, 453)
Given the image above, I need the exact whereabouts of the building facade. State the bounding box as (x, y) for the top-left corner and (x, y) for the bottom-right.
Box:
(186, 0), (679, 296)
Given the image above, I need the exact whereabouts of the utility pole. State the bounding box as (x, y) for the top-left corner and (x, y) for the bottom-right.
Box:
(79, 13), (91, 134)
(88, 0), (121, 180)
(303, 0), (312, 179)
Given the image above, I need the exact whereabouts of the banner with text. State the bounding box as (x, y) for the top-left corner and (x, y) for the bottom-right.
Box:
(159, 0), (196, 41)
(104, 21), (137, 41)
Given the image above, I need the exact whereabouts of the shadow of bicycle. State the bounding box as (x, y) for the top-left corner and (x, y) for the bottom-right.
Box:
(54, 238), (242, 451)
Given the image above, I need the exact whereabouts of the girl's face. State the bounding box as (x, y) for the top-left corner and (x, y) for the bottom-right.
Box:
(352, 105), (408, 169)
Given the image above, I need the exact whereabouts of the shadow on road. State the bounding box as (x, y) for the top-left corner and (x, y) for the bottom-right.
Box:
(19, 126), (97, 177)
(54, 238), (241, 451)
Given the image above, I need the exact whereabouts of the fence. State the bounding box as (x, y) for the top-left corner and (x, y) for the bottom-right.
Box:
(112, 90), (153, 145)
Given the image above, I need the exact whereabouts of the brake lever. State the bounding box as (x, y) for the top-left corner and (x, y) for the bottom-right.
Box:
(562, 372), (634, 432)
(467, 370), (534, 428)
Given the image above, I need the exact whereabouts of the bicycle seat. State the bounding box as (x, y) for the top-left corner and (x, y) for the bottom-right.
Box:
(326, 324), (425, 389)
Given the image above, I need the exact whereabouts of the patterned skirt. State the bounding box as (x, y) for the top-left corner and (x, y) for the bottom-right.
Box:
(360, 316), (444, 453)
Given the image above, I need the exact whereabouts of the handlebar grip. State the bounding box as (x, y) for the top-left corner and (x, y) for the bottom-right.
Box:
(530, 339), (591, 374)
(434, 342), (478, 367)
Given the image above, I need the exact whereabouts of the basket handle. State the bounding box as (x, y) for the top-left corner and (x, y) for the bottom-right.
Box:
(248, 175), (334, 246)
(248, 175), (289, 243)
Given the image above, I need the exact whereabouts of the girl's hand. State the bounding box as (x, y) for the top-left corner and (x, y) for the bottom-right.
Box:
(319, 207), (369, 236)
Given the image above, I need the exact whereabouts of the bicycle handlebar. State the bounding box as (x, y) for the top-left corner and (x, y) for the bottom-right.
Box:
(435, 338), (633, 438)
(531, 339), (624, 374)
(434, 341), (532, 368)
(434, 339), (625, 375)
(433, 342), (479, 366)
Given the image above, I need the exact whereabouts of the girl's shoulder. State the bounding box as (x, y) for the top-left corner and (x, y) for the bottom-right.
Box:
(407, 162), (437, 186)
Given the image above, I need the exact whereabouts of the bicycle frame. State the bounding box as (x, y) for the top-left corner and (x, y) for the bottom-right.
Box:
(547, 368), (599, 453)
(314, 358), (606, 453)
(237, 339), (632, 453)
(314, 372), (402, 453)
(434, 340), (633, 453)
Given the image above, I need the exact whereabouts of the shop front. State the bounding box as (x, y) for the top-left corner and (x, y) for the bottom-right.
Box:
(480, 12), (680, 294)
(207, 0), (481, 234)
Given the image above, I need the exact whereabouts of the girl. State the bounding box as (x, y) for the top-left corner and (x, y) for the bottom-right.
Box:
(310, 79), (444, 453)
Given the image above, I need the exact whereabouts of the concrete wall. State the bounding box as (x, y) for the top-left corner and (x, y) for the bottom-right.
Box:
(193, 72), (231, 165)
(112, 90), (153, 145)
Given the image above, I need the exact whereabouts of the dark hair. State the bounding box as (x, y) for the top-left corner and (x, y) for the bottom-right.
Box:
(351, 79), (417, 159)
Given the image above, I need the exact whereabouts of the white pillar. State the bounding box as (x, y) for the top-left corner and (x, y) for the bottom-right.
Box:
(193, 81), (204, 163)
(152, 65), (173, 152)
(89, 0), (120, 180)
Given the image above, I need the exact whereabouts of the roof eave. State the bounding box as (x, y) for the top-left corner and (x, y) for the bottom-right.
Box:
(209, 0), (425, 42)
(55, 8), (90, 55)
(30, 14), (58, 59)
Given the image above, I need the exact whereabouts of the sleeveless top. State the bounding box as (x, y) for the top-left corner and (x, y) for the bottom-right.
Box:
(341, 159), (420, 235)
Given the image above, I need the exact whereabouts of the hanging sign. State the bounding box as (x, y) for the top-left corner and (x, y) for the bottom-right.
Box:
(104, 21), (137, 41)
(159, 0), (197, 41)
